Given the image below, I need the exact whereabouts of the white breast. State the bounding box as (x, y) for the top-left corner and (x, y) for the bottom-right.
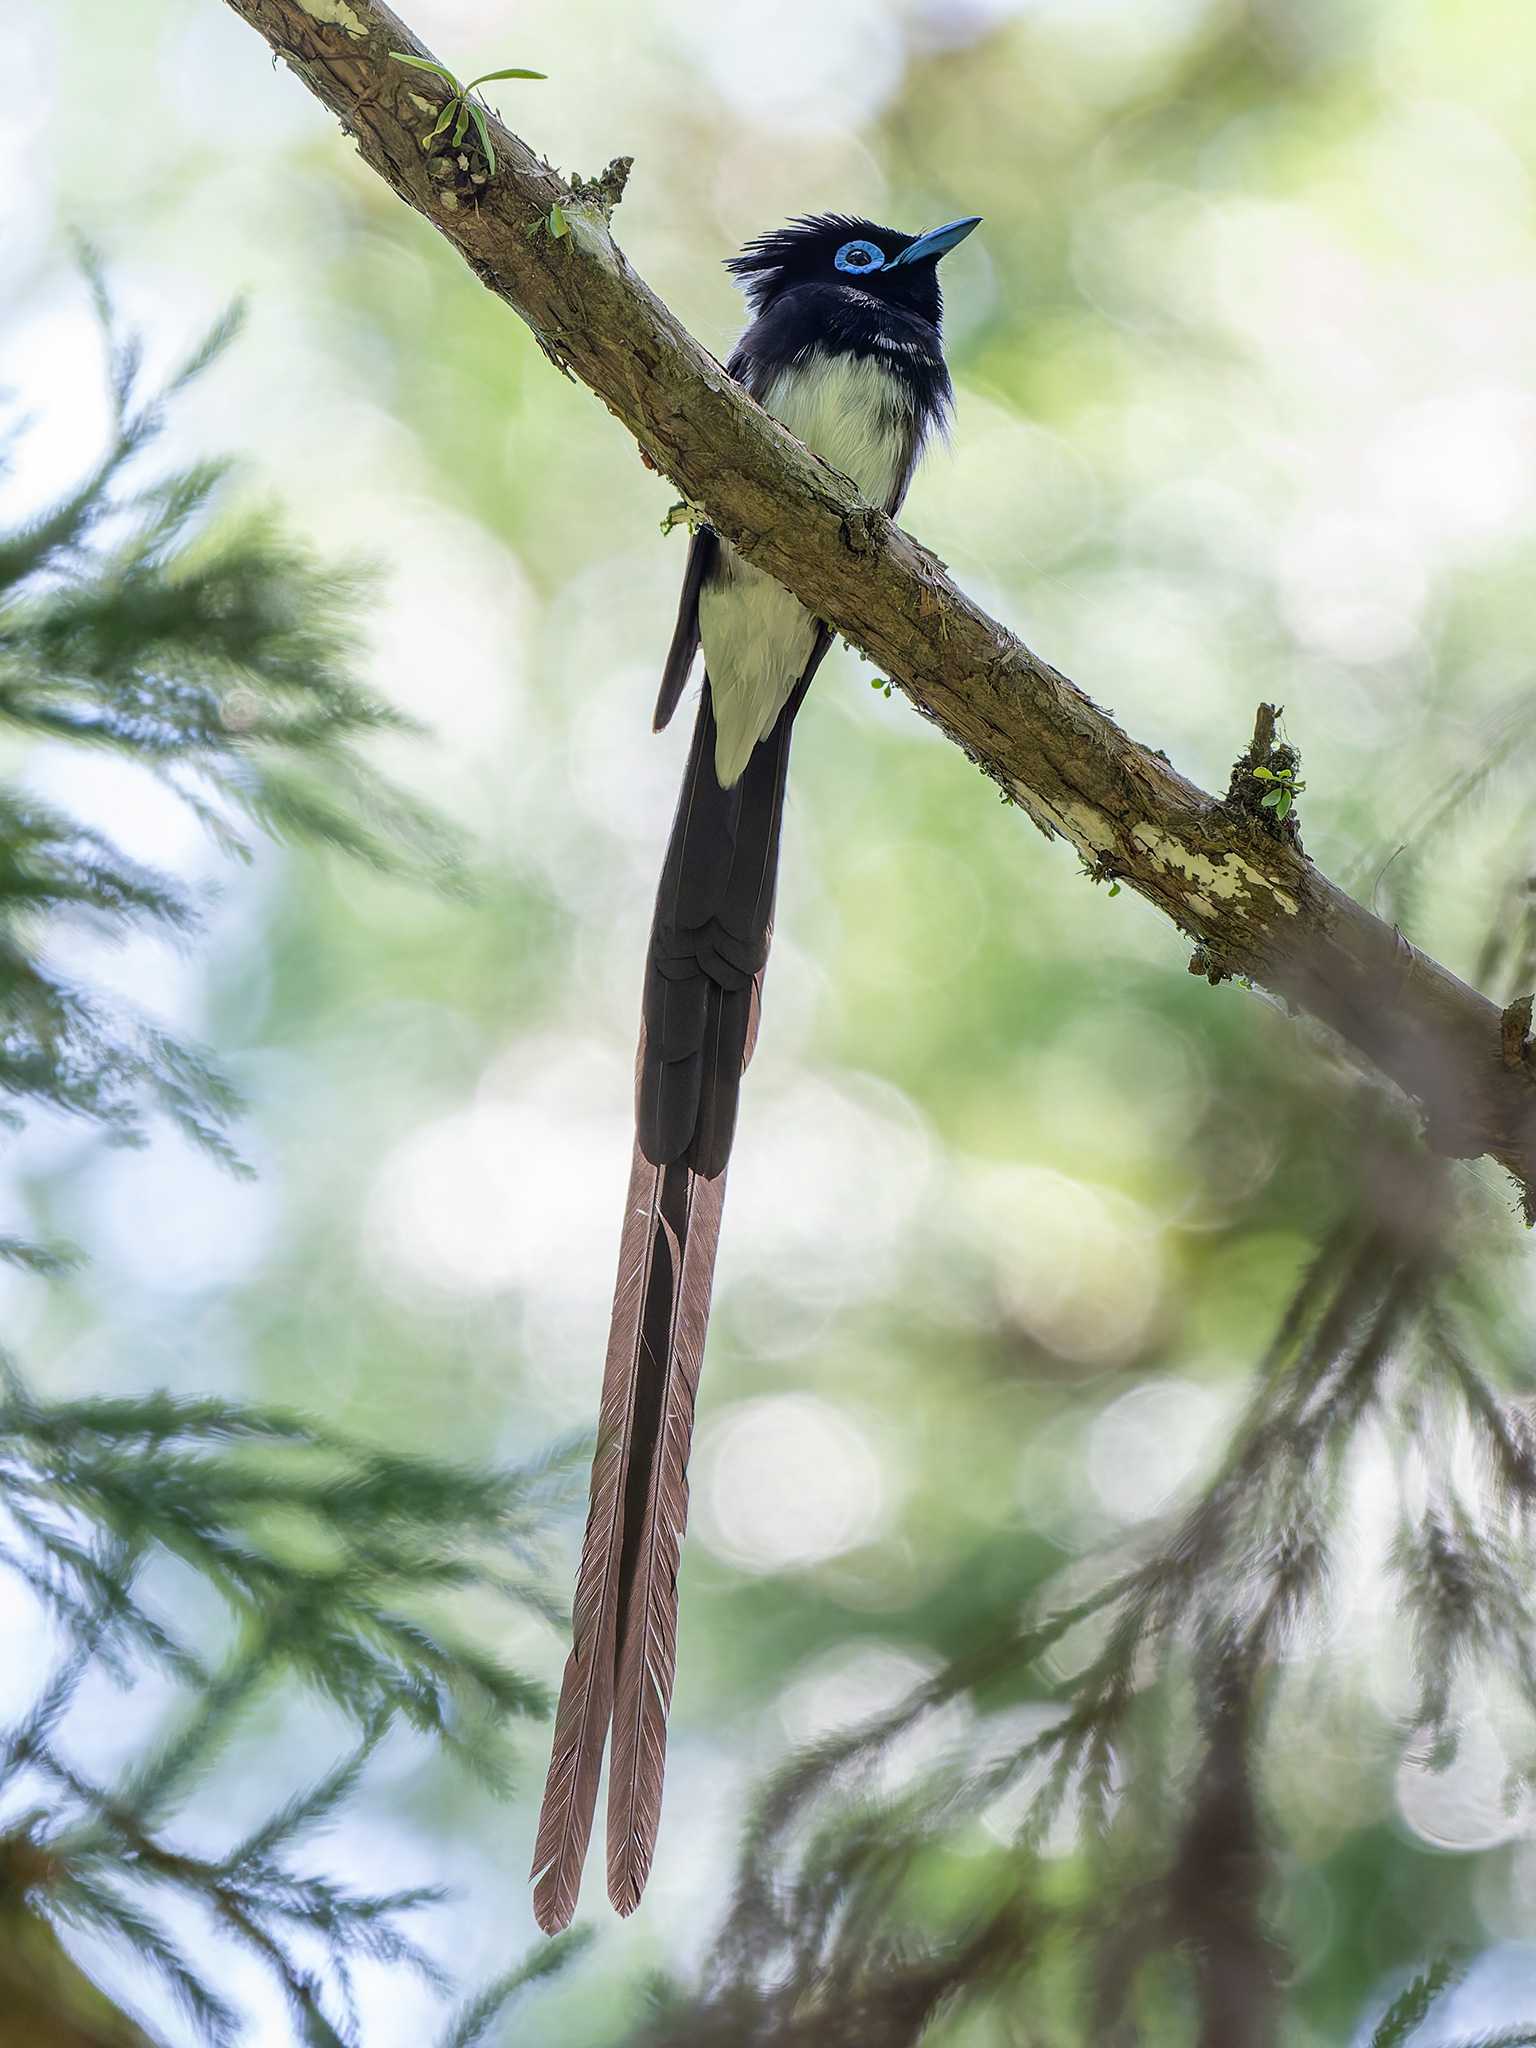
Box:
(762, 353), (911, 509)
(700, 351), (912, 788)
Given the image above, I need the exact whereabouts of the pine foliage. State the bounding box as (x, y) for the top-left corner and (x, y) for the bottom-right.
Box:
(0, 255), (454, 1212)
(628, 866), (1536, 2047)
(0, 270), (578, 2046)
(0, 1362), (588, 2047)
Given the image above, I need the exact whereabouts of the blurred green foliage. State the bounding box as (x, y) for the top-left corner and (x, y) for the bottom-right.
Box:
(6, 0), (1536, 2040)
(0, 264), (594, 2043)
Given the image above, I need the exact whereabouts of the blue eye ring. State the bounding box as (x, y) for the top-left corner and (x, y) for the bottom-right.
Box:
(834, 238), (885, 275)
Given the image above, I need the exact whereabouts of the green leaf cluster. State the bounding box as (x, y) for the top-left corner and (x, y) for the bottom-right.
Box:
(390, 53), (545, 176)
(0, 267), (576, 2047)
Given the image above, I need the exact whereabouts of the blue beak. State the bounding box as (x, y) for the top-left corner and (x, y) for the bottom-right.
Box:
(888, 215), (982, 268)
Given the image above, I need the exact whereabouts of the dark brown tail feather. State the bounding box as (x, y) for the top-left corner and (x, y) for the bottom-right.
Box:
(531, 683), (796, 1932)
(530, 1133), (667, 1934)
(640, 686), (796, 1175)
(605, 1156), (725, 1911)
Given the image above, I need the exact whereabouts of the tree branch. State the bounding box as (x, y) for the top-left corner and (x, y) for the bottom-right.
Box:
(221, 0), (1536, 1217)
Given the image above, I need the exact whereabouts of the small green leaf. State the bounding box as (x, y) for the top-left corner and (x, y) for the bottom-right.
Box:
(464, 68), (548, 87)
(451, 100), (471, 147)
(1251, 765), (1275, 782)
(391, 53), (461, 85)
(468, 105), (497, 172)
(548, 205), (569, 238)
(1276, 789), (1292, 819)
(427, 101), (457, 143)
(1261, 788), (1282, 810)
(1107, 881), (1122, 898)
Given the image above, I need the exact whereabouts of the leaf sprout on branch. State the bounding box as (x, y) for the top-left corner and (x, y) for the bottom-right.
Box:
(390, 52), (545, 175)
(1251, 762), (1306, 821)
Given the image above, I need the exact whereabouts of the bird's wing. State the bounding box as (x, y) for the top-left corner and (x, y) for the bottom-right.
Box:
(885, 434), (920, 520)
(650, 337), (768, 735)
(652, 525), (717, 733)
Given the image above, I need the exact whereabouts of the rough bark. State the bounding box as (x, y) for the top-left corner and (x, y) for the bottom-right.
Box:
(222, 0), (1536, 1216)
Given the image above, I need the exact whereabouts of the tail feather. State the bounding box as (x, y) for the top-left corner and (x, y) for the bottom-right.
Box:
(642, 687), (795, 1176)
(530, 1134), (670, 1934)
(606, 1161), (726, 1912)
(534, 680), (799, 1931)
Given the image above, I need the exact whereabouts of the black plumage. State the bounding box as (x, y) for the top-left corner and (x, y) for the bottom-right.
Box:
(533, 210), (978, 1934)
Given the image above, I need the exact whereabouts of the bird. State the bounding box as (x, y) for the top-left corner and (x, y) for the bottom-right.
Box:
(531, 209), (980, 1934)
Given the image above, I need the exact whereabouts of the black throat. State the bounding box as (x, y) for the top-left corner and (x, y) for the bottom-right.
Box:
(732, 281), (953, 445)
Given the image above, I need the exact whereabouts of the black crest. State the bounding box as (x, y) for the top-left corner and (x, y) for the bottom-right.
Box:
(727, 213), (947, 328)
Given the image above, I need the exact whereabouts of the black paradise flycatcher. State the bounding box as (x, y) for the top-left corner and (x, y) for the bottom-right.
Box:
(532, 210), (982, 1932)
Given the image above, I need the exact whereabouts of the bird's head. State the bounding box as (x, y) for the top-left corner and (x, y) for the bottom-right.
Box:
(726, 212), (981, 327)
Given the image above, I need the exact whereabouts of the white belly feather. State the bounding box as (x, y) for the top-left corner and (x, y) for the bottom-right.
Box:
(701, 352), (910, 787)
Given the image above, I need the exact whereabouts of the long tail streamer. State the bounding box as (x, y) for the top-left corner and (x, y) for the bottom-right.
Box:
(532, 685), (793, 1932)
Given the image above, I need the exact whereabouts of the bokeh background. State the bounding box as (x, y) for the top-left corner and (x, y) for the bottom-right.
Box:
(5, 0), (1536, 2039)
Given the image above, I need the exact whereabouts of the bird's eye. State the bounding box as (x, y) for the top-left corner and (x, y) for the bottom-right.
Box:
(834, 239), (885, 274)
